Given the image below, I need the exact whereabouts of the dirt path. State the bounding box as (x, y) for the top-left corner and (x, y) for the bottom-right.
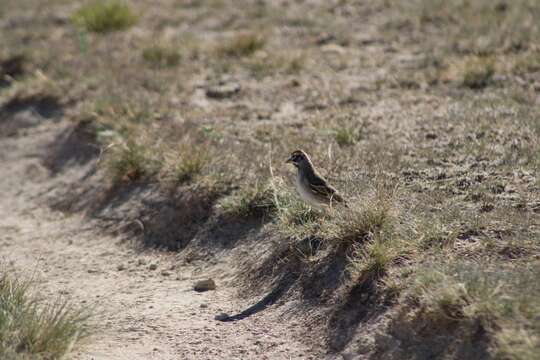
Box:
(0, 120), (321, 359)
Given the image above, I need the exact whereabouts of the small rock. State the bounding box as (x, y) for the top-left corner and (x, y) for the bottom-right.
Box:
(161, 270), (171, 276)
(148, 263), (158, 271)
(200, 303), (208, 308)
(137, 259), (146, 266)
(214, 312), (229, 321)
(205, 83), (240, 99)
(117, 264), (126, 271)
(193, 279), (216, 292)
(289, 78), (300, 87)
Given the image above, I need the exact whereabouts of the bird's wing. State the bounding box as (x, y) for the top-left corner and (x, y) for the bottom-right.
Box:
(307, 173), (344, 203)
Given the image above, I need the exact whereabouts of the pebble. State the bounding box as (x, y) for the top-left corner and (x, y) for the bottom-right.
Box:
(193, 278), (216, 292)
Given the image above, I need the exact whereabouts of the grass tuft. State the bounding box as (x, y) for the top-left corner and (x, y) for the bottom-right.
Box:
(105, 138), (158, 182)
(218, 181), (276, 218)
(73, 0), (138, 33)
(461, 57), (495, 89)
(162, 143), (210, 184)
(142, 45), (181, 68)
(0, 271), (90, 359)
(349, 238), (397, 282)
(327, 187), (398, 246)
(216, 33), (266, 57)
(334, 126), (360, 147)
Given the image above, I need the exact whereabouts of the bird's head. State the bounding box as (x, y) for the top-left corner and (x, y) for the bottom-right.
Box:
(286, 149), (310, 168)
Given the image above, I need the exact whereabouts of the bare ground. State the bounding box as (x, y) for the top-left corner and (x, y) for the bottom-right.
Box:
(0, 119), (324, 359)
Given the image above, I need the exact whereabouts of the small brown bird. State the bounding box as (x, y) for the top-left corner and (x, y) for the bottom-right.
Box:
(286, 149), (345, 209)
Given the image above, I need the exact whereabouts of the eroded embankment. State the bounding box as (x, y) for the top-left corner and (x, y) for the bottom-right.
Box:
(0, 114), (328, 359)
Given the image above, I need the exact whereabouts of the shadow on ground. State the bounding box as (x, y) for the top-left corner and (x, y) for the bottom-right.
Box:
(42, 120), (100, 174)
(0, 94), (63, 137)
(218, 273), (298, 322)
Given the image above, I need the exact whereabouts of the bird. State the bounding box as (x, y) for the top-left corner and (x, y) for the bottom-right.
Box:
(285, 149), (346, 209)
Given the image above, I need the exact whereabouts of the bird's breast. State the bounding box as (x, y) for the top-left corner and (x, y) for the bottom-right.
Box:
(295, 173), (324, 209)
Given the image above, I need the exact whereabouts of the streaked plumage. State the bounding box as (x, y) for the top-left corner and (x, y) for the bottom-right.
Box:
(286, 150), (345, 209)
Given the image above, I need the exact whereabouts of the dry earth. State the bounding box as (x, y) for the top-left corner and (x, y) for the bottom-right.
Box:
(0, 118), (325, 359)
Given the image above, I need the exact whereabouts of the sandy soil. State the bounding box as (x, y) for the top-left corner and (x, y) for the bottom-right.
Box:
(0, 119), (324, 359)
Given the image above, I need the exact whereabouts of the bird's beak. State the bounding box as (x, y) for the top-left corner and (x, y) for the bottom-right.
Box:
(285, 156), (293, 164)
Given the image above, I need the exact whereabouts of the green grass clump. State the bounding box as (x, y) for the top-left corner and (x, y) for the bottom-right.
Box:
(106, 139), (158, 182)
(462, 57), (495, 89)
(163, 143), (209, 184)
(339, 189), (406, 280)
(334, 126), (360, 147)
(219, 181), (276, 218)
(73, 0), (138, 33)
(349, 238), (399, 282)
(216, 33), (266, 57)
(0, 271), (90, 359)
(327, 187), (398, 245)
(142, 45), (181, 68)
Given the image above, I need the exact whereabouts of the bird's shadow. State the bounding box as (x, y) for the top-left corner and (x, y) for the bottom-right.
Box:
(217, 274), (297, 322)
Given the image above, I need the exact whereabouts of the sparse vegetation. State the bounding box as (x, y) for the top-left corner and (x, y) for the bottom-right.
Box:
(0, 271), (90, 359)
(216, 33), (266, 57)
(72, 0), (138, 33)
(461, 57), (495, 89)
(350, 238), (397, 281)
(410, 261), (539, 358)
(218, 181), (275, 218)
(246, 53), (304, 79)
(334, 126), (359, 147)
(142, 45), (181, 68)
(162, 143), (209, 184)
(328, 191), (398, 245)
(105, 138), (158, 182)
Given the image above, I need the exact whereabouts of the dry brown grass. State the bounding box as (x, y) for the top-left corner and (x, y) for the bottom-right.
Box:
(215, 32), (266, 58)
